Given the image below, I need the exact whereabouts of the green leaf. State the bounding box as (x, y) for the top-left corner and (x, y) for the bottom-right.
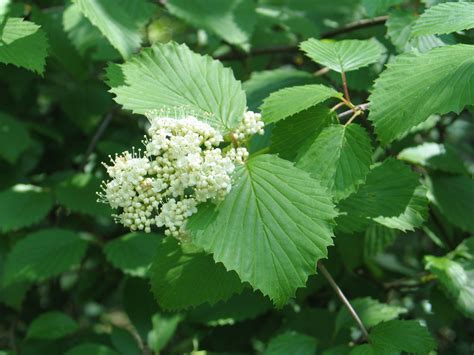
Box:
(0, 0), (10, 23)
(297, 124), (373, 201)
(73, 0), (156, 59)
(110, 327), (141, 355)
(0, 17), (49, 74)
(264, 331), (317, 355)
(368, 44), (474, 144)
(335, 297), (407, 333)
(188, 288), (272, 326)
(373, 185), (429, 232)
(0, 184), (54, 232)
(369, 320), (437, 354)
(243, 68), (316, 111)
(149, 237), (244, 310)
(188, 154), (337, 306)
(55, 173), (112, 217)
(166, 0), (256, 47)
(398, 142), (467, 174)
(270, 105), (337, 161)
(122, 277), (158, 339)
(104, 232), (161, 277)
(300, 38), (384, 73)
(63, 2), (119, 60)
(148, 313), (182, 352)
(363, 0), (403, 17)
(429, 174), (474, 233)
(0, 112), (31, 163)
(27, 311), (78, 340)
(385, 10), (446, 54)
(261, 84), (342, 124)
(425, 254), (474, 319)
(65, 344), (119, 355)
(108, 42), (246, 134)
(4, 228), (88, 285)
(336, 159), (420, 233)
(412, 2), (474, 37)
(363, 225), (398, 259)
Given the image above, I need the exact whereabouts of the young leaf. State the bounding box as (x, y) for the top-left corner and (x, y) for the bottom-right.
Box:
(335, 297), (407, 333)
(428, 174), (474, 233)
(0, 112), (31, 163)
(0, 17), (49, 74)
(148, 313), (182, 352)
(398, 142), (467, 174)
(243, 68), (317, 111)
(297, 124), (373, 201)
(261, 84), (342, 123)
(368, 44), (474, 144)
(300, 38), (384, 73)
(369, 320), (437, 354)
(0, 184), (54, 232)
(55, 173), (112, 217)
(373, 185), (429, 232)
(3, 229), (87, 285)
(149, 237), (244, 311)
(411, 2), (474, 37)
(264, 331), (317, 355)
(166, 0), (256, 47)
(107, 42), (246, 134)
(188, 154), (337, 306)
(73, 0), (156, 59)
(27, 311), (78, 340)
(104, 232), (161, 277)
(425, 254), (474, 319)
(270, 106), (337, 161)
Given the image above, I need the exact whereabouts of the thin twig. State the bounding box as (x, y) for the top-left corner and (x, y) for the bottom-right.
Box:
(80, 109), (115, 170)
(344, 111), (361, 126)
(216, 16), (388, 60)
(338, 103), (370, 120)
(314, 67), (330, 76)
(318, 262), (370, 340)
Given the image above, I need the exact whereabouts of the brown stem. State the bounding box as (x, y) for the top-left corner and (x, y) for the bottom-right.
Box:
(341, 71), (351, 103)
(216, 16), (388, 60)
(318, 262), (369, 340)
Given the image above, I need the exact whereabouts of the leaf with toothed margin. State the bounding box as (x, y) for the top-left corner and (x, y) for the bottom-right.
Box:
(368, 44), (474, 144)
(188, 154), (337, 306)
(106, 41), (247, 134)
(261, 84), (342, 124)
(296, 124), (373, 202)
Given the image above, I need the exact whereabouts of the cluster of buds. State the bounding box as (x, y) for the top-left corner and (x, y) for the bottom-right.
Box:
(99, 111), (264, 239)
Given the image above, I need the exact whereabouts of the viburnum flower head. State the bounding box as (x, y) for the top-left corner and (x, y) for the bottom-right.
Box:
(98, 110), (264, 239)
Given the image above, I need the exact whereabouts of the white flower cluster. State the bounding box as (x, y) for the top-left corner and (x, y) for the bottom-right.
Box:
(233, 111), (264, 140)
(99, 113), (264, 239)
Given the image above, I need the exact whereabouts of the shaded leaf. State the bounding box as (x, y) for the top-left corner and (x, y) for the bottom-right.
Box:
(0, 112), (31, 163)
(27, 311), (78, 340)
(149, 237), (244, 310)
(166, 0), (256, 47)
(0, 184), (54, 232)
(4, 229), (88, 285)
(105, 232), (161, 277)
(264, 331), (317, 355)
